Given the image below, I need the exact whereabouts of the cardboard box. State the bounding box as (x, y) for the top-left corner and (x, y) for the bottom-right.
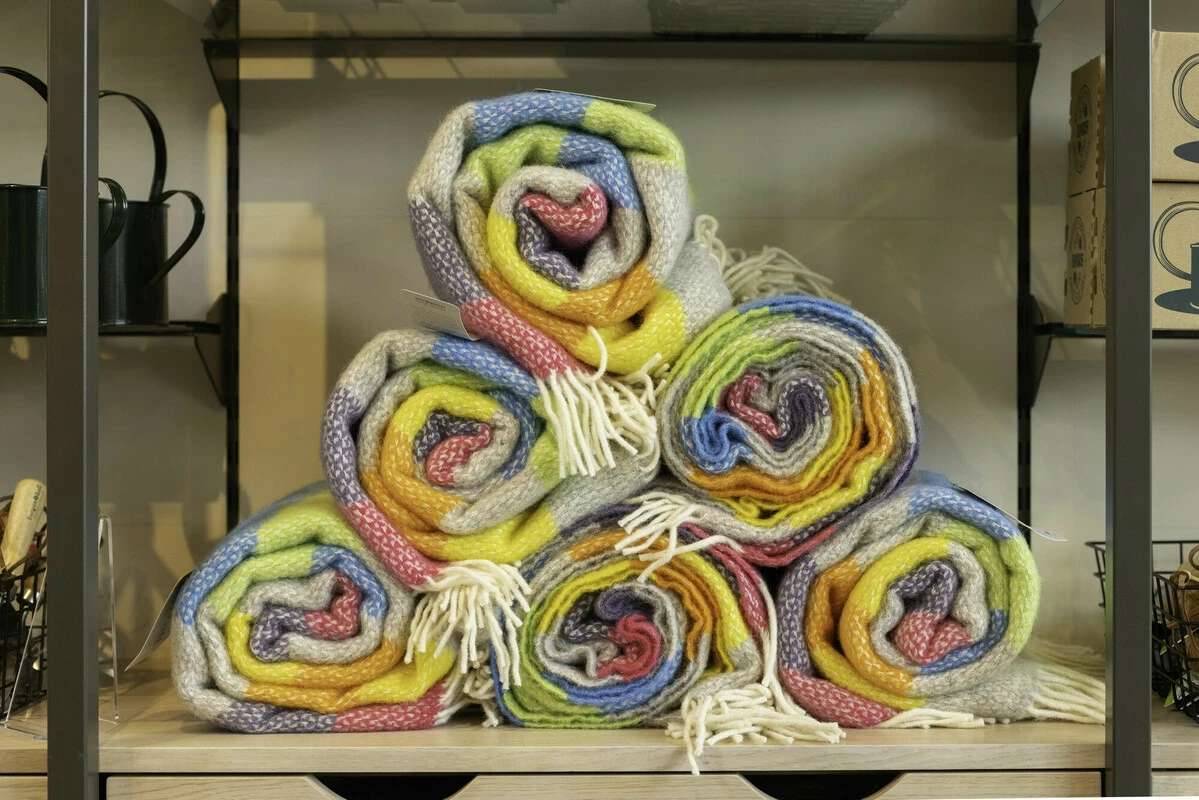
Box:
(1067, 183), (1199, 330)
(1154, 31), (1199, 182)
(1092, 187), (1107, 326)
(1064, 190), (1097, 325)
(1068, 57), (1105, 196)
(1070, 34), (1199, 189)
(1152, 182), (1199, 329)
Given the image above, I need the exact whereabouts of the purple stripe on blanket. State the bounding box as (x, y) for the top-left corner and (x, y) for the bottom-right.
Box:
(249, 606), (308, 663)
(320, 387), (369, 504)
(219, 700), (337, 733)
(515, 206), (584, 289)
(409, 199), (491, 304)
(777, 556), (818, 674)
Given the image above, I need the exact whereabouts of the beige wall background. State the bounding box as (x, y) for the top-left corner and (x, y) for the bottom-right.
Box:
(0, 0), (1195, 661)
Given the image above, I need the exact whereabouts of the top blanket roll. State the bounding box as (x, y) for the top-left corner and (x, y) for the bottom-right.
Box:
(409, 91), (731, 476)
(647, 296), (919, 566)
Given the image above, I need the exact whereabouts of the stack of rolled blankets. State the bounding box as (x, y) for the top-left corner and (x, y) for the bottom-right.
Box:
(173, 92), (1104, 773)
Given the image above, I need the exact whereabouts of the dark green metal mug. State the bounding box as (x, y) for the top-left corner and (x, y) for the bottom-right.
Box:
(0, 66), (128, 326)
(97, 90), (205, 325)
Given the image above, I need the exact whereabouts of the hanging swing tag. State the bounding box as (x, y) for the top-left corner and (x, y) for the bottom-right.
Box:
(126, 570), (192, 670)
(404, 290), (479, 341)
(951, 484), (1067, 542)
(533, 88), (656, 114)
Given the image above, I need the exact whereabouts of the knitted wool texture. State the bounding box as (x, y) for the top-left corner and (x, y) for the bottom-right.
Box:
(321, 329), (656, 681)
(776, 474), (1084, 726)
(649, 296), (919, 566)
(409, 91), (732, 472)
(172, 486), (461, 733)
(494, 504), (773, 728)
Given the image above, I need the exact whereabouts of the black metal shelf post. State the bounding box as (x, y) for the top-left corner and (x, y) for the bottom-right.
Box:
(45, 0), (100, 796)
(1105, 0), (1153, 793)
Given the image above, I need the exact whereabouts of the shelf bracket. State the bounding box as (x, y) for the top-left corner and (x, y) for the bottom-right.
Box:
(194, 294), (229, 407)
(1025, 298), (1053, 407)
(203, 38), (239, 130)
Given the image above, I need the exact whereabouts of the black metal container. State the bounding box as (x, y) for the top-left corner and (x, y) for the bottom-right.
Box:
(95, 90), (204, 326)
(0, 67), (128, 326)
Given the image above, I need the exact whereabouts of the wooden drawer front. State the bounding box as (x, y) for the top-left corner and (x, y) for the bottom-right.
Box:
(1155, 771), (1199, 796)
(107, 771), (1101, 800)
(452, 774), (768, 799)
(0, 776), (47, 800)
(107, 776), (343, 800)
(866, 772), (1099, 798)
(107, 774), (767, 800)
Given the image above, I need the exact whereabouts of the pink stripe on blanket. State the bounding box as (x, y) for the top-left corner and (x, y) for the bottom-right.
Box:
(342, 498), (441, 586)
(459, 296), (579, 379)
(891, 612), (973, 666)
(305, 572), (362, 640)
(330, 683), (445, 732)
(596, 614), (661, 681)
(720, 373), (779, 440)
(520, 184), (608, 251)
(780, 669), (898, 728)
(426, 426), (492, 487)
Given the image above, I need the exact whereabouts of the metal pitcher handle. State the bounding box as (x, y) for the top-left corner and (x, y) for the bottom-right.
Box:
(98, 178), (128, 254)
(98, 90), (167, 200)
(145, 189), (204, 287)
(0, 66), (49, 186)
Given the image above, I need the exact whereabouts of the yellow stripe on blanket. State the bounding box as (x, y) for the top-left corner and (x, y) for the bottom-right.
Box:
(807, 557), (921, 708)
(839, 538), (954, 696)
(243, 647), (455, 712)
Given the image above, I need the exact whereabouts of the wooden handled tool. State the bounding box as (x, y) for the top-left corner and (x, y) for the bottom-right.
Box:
(2, 479), (46, 571)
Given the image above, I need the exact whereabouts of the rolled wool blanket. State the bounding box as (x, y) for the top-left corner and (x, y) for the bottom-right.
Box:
(776, 473), (1105, 728)
(172, 486), (470, 733)
(409, 91), (732, 477)
(321, 329), (656, 686)
(494, 504), (843, 773)
(626, 295), (919, 567)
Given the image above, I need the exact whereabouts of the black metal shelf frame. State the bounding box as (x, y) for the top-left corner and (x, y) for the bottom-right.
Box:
(42, 1), (1155, 797)
(0, 295), (232, 407)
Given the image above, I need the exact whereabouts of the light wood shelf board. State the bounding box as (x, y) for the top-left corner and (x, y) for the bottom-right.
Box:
(1152, 697), (1199, 769)
(97, 676), (1106, 775)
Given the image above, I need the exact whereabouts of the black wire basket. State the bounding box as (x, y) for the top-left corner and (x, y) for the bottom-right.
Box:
(0, 552), (46, 719)
(1087, 540), (1199, 714)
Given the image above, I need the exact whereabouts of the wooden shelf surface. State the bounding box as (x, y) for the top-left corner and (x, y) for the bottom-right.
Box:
(1152, 697), (1199, 770)
(0, 673), (1125, 775)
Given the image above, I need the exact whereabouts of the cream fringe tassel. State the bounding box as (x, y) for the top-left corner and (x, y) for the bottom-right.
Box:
(694, 214), (848, 305)
(1024, 637), (1106, 678)
(540, 328), (661, 478)
(877, 708), (984, 729)
(1029, 662), (1107, 724)
(634, 529), (844, 774)
(438, 664), (502, 727)
(406, 560), (531, 691)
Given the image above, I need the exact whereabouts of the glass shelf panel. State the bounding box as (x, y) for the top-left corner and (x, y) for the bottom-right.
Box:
(228, 0), (1014, 41)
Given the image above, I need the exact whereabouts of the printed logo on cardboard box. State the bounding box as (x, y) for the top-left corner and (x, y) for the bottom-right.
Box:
(1171, 53), (1199, 166)
(1072, 84), (1093, 176)
(1152, 199), (1199, 316)
(1068, 215), (1087, 304)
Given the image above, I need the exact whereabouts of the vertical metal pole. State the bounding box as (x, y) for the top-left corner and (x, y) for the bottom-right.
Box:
(1017, 54), (1034, 534)
(1105, 0), (1153, 794)
(45, 0), (100, 797)
(225, 33), (240, 532)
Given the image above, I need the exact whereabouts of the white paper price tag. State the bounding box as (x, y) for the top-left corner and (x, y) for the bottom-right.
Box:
(404, 290), (479, 341)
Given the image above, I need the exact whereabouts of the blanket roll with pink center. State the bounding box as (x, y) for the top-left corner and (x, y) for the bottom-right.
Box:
(409, 91), (732, 477)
